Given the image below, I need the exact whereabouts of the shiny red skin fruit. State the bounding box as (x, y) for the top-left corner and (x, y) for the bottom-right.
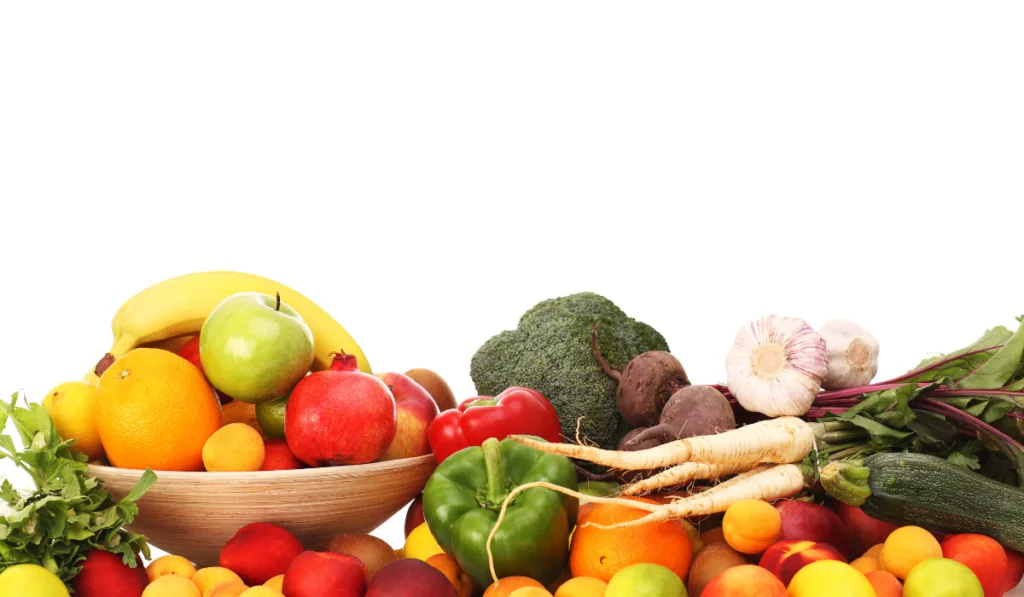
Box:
(261, 439), (305, 471)
(941, 533), (1009, 597)
(285, 355), (397, 466)
(833, 501), (899, 556)
(405, 494), (425, 537)
(759, 539), (847, 586)
(282, 551), (367, 597)
(776, 500), (855, 559)
(220, 522), (305, 585)
(72, 549), (149, 597)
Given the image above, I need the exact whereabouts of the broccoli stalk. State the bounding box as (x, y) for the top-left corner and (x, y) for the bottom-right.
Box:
(470, 292), (670, 451)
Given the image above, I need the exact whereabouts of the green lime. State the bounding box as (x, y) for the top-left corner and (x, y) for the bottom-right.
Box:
(606, 563), (686, 597)
(256, 394), (289, 439)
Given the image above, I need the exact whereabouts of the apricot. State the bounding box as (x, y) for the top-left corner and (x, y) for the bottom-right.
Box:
(553, 576), (608, 597)
(204, 583), (247, 597)
(193, 568), (243, 594)
(148, 555), (197, 581)
(850, 556), (880, 574)
(722, 499), (781, 555)
(238, 588), (283, 597)
(263, 575), (284, 592)
(203, 423), (265, 472)
(508, 589), (554, 597)
(880, 526), (942, 580)
(863, 543), (884, 560)
(484, 577), (546, 597)
(142, 575), (202, 597)
(865, 570), (903, 597)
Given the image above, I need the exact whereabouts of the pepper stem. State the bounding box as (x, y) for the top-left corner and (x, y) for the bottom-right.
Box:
(819, 460), (873, 507)
(482, 438), (507, 506)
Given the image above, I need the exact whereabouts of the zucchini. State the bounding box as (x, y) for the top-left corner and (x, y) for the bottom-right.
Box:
(821, 452), (1024, 551)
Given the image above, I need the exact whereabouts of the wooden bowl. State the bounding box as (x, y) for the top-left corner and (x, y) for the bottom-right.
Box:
(87, 455), (436, 567)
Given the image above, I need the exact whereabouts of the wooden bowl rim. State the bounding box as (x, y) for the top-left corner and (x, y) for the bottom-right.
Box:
(86, 454), (437, 481)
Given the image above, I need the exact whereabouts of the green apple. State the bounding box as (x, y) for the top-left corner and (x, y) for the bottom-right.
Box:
(199, 292), (314, 404)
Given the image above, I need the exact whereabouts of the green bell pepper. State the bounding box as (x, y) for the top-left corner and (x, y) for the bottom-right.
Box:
(422, 436), (578, 588)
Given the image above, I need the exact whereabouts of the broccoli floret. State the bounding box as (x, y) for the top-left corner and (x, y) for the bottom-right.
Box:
(470, 292), (669, 450)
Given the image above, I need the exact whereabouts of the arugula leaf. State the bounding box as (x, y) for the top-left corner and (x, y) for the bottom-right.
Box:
(0, 393), (156, 583)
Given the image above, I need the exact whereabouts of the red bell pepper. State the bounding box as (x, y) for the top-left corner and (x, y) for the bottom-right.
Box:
(427, 386), (563, 463)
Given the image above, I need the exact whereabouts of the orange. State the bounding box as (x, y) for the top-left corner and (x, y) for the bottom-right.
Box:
(569, 496), (692, 583)
(96, 348), (222, 471)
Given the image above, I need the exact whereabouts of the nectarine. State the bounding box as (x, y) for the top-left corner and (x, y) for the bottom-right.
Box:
(220, 522), (303, 585)
(701, 565), (787, 597)
(758, 539), (846, 586)
(282, 551), (366, 597)
(366, 558), (458, 597)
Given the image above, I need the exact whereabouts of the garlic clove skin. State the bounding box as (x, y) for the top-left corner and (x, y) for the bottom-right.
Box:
(726, 315), (828, 417)
(820, 318), (880, 390)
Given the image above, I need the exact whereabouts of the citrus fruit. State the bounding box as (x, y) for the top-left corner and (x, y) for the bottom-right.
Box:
(0, 564), (70, 597)
(605, 563), (685, 597)
(880, 525), (942, 580)
(403, 522), (445, 561)
(42, 380), (104, 460)
(255, 395), (289, 439)
(96, 348), (223, 471)
(569, 496), (692, 583)
(904, 557), (984, 597)
(787, 560), (874, 597)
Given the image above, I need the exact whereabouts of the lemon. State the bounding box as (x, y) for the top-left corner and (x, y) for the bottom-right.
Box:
(403, 522), (445, 561)
(0, 564), (70, 597)
(42, 381), (104, 461)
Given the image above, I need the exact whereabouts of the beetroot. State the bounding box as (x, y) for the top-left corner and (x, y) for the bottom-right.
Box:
(623, 385), (736, 449)
(592, 324), (689, 426)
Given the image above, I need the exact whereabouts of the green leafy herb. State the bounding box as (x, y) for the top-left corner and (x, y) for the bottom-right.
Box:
(0, 393), (156, 584)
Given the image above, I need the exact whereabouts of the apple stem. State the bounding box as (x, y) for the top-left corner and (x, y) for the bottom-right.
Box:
(482, 438), (507, 507)
(275, 292), (281, 311)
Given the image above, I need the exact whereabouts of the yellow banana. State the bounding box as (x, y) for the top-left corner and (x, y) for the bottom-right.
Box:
(86, 271), (370, 383)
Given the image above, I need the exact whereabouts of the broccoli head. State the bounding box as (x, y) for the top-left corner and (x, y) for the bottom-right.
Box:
(470, 292), (669, 450)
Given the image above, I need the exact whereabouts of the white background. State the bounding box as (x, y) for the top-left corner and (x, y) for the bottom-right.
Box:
(2, 1), (1023, 592)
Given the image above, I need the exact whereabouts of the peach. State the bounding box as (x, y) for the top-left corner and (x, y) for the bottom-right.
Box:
(701, 564), (788, 597)
(865, 570), (903, 597)
(941, 533), (1008, 597)
(282, 552), (366, 597)
(834, 502), (899, 555)
(192, 568), (243, 594)
(426, 553), (473, 597)
(365, 558), (459, 597)
(880, 526), (942, 580)
(723, 499), (782, 555)
(758, 539), (846, 586)
(687, 542), (748, 597)
(485, 577), (546, 597)
(776, 500), (854, 559)
(376, 372), (439, 460)
(142, 575), (201, 597)
(147, 555), (197, 582)
(73, 549), (149, 597)
(220, 522), (304, 585)
(204, 583), (247, 597)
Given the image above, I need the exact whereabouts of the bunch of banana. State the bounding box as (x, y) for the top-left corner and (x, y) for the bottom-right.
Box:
(85, 271), (370, 383)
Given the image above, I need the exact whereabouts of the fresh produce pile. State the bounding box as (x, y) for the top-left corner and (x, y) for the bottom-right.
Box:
(4, 279), (1024, 597)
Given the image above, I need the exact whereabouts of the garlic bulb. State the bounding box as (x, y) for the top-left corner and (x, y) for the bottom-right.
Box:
(819, 318), (880, 390)
(726, 315), (828, 417)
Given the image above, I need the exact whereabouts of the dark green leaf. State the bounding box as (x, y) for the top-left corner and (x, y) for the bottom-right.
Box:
(904, 327), (1011, 383)
(980, 400), (1016, 424)
(907, 409), (959, 445)
(960, 319), (1024, 389)
(948, 450), (982, 470)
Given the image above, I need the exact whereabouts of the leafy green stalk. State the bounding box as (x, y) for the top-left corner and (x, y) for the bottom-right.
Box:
(0, 393), (156, 584)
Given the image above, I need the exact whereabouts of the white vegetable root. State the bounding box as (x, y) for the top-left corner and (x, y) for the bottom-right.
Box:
(620, 460), (753, 495)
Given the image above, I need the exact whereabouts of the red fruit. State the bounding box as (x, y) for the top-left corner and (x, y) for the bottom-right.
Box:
(759, 539), (847, 586)
(1006, 549), (1024, 594)
(365, 558), (458, 597)
(834, 502), (899, 555)
(776, 500), (854, 559)
(376, 372), (439, 461)
(282, 551), (367, 597)
(220, 522), (304, 585)
(405, 494), (425, 537)
(261, 439), (304, 471)
(178, 336), (232, 404)
(286, 352), (397, 466)
(941, 534), (1008, 597)
(72, 549), (149, 597)
(701, 564), (788, 597)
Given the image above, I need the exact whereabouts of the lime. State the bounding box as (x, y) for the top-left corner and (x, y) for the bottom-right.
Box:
(256, 394), (289, 439)
(606, 563), (685, 597)
(0, 564), (70, 597)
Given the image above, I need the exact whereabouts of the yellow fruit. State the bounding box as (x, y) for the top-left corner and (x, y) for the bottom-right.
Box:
(553, 576), (608, 597)
(239, 587), (283, 597)
(787, 560), (875, 597)
(404, 522), (445, 561)
(220, 401), (264, 437)
(96, 348), (223, 471)
(263, 575), (285, 591)
(204, 582), (248, 597)
(862, 543), (884, 560)
(850, 556), (880, 574)
(142, 575), (202, 597)
(0, 564), (70, 597)
(42, 381), (104, 460)
(87, 271), (369, 384)
(192, 567), (243, 593)
(147, 555), (198, 581)
(880, 526), (942, 580)
(722, 499), (781, 555)
(508, 589), (554, 597)
(202, 423), (266, 472)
